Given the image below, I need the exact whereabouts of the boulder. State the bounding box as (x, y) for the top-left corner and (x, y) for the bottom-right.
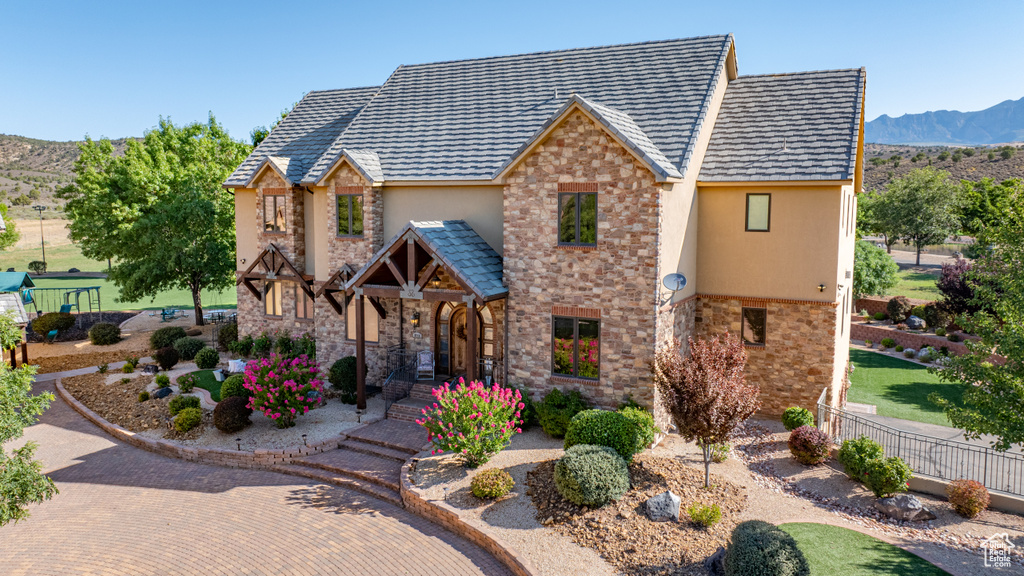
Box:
(704, 546), (726, 576)
(68, 267), (80, 273)
(906, 315), (926, 330)
(645, 490), (680, 522)
(917, 347), (935, 360)
(873, 494), (936, 522)
(152, 387), (173, 399)
(142, 364), (160, 375)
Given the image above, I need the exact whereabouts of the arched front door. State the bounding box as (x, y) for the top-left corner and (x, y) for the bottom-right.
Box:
(435, 302), (495, 376)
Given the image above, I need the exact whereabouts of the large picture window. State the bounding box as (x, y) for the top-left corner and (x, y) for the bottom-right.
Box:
(295, 284), (313, 320)
(745, 193), (771, 232)
(346, 298), (379, 343)
(264, 281), (282, 316)
(558, 192), (597, 245)
(552, 316), (600, 379)
(741, 307), (767, 345)
(264, 194), (286, 233)
(337, 194), (364, 237)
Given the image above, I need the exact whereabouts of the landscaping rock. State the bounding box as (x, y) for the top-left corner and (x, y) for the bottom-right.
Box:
(704, 546), (726, 576)
(645, 490), (681, 522)
(906, 315), (926, 330)
(874, 494), (937, 522)
(152, 387), (173, 399)
(142, 364), (160, 374)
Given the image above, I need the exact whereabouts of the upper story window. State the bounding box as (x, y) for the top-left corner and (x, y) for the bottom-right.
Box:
(741, 307), (766, 346)
(558, 192), (597, 245)
(745, 193), (771, 232)
(552, 316), (600, 379)
(264, 194), (286, 233)
(337, 194), (364, 237)
(264, 281), (282, 317)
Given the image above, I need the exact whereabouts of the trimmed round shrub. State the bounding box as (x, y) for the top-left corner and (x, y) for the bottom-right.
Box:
(153, 347), (179, 371)
(213, 396), (253, 433)
(220, 374), (247, 399)
(537, 388), (590, 438)
(470, 469), (515, 499)
(724, 520), (809, 576)
(564, 409), (643, 462)
(923, 303), (952, 331)
(31, 312), (76, 334)
(329, 356), (361, 404)
(619, 406), (657, 450)
(218, 322), (238, 350)
(880, 338), (896, 349)
(934, 327), (947, 337)
(168, 394), (201, 416)
(894, 345), (905, 352)
(864, 456), (913, 498)
(910, 305), (926, 319)
(88, 322), (121, 345)
(174, 407), (203, 433)
(837, 436), (884, 480)
(781, 407), (814, 431)
(872, 312), (887, 321)
(946, 479), (989, 518)
(172, 337), (205, 361)
(194, 347), (220, 369)
(151, 326), (187, 350)
(155, 373), (171, 388)
(176, 372), (198, 393)
(137, 391), (150, 402)
(887, 296), (913, 323)
(787, 425), (832, 465)
(687, 502), (722, 527)
(554, 444), (630, 508)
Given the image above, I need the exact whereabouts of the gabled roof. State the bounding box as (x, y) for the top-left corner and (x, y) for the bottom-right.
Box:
(0, 272), (34, 293)
(699, 68), (866, 182)
(0, 293), (28, 325)
(300, 35), (734, 183)
(225, 86), (379, 188)
(312, 148), (384, 186)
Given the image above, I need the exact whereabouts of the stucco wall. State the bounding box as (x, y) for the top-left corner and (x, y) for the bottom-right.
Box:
(234, 189), (258, 271)
(382, 186), (504, 255)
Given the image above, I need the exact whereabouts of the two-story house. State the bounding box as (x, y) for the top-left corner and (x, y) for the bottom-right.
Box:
(225, 34), (865, 425)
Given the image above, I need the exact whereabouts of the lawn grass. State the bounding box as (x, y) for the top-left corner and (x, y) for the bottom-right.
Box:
(890, 268), (942, 300)
(190, 369), (222, 402)
(848, 349), (965, 427)
(780, 523), (951, 575)
(4, 244), (110, 273)
(29, 276), (237, 312)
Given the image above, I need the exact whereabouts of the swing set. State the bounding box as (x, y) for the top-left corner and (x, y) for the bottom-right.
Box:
(22, 285), (103, 327)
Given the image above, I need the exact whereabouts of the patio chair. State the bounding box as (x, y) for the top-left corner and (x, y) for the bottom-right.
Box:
(417, 350), (435, 380)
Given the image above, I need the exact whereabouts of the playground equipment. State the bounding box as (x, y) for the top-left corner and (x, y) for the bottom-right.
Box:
(23, 285), (102, 327)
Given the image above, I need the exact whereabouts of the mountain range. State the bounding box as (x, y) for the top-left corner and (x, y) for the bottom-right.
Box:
(865, 97), (1024, 145)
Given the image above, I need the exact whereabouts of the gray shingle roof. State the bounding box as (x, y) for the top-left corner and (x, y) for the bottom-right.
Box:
(0, 293), (28, 325)
(302, 35), (733, 183)
(699, 69), (866, 182)
(225, 86), (379, 187)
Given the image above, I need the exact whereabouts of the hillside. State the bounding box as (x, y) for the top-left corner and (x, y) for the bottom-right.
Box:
(863, 143), (1024, 191)
(865, 97), (1024, 145)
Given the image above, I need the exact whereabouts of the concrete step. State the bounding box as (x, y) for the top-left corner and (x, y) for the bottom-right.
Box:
(339, 439), (411, 462)
(271, 463), (403, 507)
(294, 448), (403, 492)
(347, 418), (427, 454)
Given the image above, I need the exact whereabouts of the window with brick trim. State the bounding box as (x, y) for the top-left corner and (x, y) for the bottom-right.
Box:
(264, 194), (286, 233)
(294, 284), (313, 320)
(741, 307), (766, 345)
(745, 193), (771, 232)
(345, 298), (379, 343)
(337, 194), (364, 237)
(552, 316), (600, 379)
(558, 192), (597, 245)
(264, 281), (282, 317)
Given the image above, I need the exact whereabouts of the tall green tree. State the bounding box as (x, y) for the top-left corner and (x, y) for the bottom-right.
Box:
(931, 182), (1024, 451)
(853, 240), (899, 298)
(886, 168), (963, 265)
(957, 177), (1017, 236)
(857, 190), (901, 254)
(59, 116), (250, 325)
(0, 311), (57, 526)
(0, 204), (20, 251)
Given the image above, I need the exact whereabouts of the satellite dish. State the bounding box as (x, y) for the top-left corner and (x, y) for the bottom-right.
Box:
(662, 273), (687, 292)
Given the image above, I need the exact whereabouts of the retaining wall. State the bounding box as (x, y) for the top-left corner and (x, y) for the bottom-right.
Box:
(850, 323), (969, 355)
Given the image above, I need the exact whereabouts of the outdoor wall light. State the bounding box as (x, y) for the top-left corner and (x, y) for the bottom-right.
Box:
(429, 274), (442, 289)
(818, 283), (827, 292)
(240, 258), (246, 264)
(411, 312), (421, 327)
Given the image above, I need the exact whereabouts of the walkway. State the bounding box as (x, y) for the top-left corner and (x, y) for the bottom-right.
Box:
(0, 379), (511, 576)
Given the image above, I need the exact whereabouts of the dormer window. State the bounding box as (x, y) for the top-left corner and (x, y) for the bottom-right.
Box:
(264, 194), (286, 233)
(558, 183), (598, 246)
(337, 194), (364, 237)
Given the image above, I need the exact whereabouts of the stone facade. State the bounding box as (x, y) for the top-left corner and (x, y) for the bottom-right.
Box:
(694, 295), (844, 415)
(503, 109), (662, 410)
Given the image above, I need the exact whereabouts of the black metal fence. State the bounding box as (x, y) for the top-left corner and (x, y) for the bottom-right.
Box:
(382, 348), (418, 416)
(818, 393), (1024, 497)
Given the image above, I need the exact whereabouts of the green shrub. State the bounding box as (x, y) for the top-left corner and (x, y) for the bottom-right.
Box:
(699, 441), (731, 463)
(724, 520), (809, 576)
(151, 326), (187, 350)
(872, 312), (887, 321)
(880, 338), (896, 349)
(28, 260), (47, 275)
(947, 332), (962, 342)
(781, 407), (815, 431)
(155, 374), (171, 388)
(564, 409), (643, 462)
(837, 436), (884, 480)
(511, 387), (538, 429)
(687, 502), (722, 527)
(537, 388), (590, 438)
(293, 332), (316, 359)
(864, 457), (913, 497)
(172, 337), (205, 361)
(864, 340), (873, 347)
(168, 394), (201, 416)
(470, 469), (515, 499)
(217, 322), (238, 350)
(894, 345), (904, 352)
(787, 425), (831, 465)
(88, 322), (121, 345)
(910, 305), (926, 319)
(273, 332), (293, 356)
(97, 363), (109, 374)
(122, 363), (134, 374)
(329, 356), (361, 404)
(935, 327), (947, 337)
(251, 332), (272, 357)
(887, 296), (913, 323)
(923, 304), (951, 331)
(220, 374), (247, 399)
(153, 347), (179, 371)
(946, 479), (989, 518)
(137, 391), (149, 402)
(31, 312), (75, 334)
(230, 334), (254, 357)
(174, 407), (203, 433)
(194, 347), (220, 369)
(176, 372), (198, 393)
(213, 396), (252, 433)
(619, 406), (658, 450)
(554, 444), (630, 508)
(124, 354), (140, 369)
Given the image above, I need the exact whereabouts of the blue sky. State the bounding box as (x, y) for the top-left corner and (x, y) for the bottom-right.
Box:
(2, 0), (1022, 142)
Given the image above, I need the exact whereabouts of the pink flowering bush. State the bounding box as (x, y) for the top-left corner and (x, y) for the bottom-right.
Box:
(243, 354), (325, 429)
(417, 378), (524, 468)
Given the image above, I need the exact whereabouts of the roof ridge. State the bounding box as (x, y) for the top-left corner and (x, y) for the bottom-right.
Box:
(677, 34), (734, 178)
(305, 86), (381, 95)
(735, 67), (864, 80)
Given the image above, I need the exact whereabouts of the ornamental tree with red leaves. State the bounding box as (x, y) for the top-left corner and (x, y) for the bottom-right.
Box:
(653, 333), (760, 487)
(937, 257), (977, 317)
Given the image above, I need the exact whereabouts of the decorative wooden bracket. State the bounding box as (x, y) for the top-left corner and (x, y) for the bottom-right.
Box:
(316, 264), (357, 316)
(236, 243), (314, 301)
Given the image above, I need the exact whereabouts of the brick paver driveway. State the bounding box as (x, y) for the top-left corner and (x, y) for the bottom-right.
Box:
(0, 380), (511, 576)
